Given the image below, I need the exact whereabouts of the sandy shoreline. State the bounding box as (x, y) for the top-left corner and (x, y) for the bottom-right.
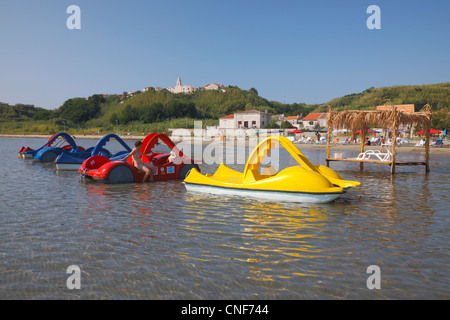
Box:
(2, 133), (449, 155)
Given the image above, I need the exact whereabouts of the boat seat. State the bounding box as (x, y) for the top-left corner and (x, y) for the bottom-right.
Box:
(262, 165), (277, 176)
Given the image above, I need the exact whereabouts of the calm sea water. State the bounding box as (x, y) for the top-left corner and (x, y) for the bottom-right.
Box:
(0, 137), (449, 299)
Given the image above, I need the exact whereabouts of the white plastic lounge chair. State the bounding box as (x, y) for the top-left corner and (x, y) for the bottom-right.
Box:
(415, 140), (425, 147)
(356, 146), (392, 162)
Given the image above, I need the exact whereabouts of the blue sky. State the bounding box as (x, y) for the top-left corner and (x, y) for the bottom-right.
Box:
(0, 0), (449, 109)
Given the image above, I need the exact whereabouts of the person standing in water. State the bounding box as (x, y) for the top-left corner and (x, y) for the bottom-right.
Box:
(122, 140), (154, 182)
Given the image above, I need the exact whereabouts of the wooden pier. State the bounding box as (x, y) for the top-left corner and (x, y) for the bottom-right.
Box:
(325, 157), (429, 172)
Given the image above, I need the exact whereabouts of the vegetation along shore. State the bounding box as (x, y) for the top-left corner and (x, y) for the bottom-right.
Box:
(1, 82), (448, 145)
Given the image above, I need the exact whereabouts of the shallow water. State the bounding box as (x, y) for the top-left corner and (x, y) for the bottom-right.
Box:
(0, 137), (449, 299)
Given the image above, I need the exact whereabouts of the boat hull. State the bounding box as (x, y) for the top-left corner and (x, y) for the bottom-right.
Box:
(55, 162), (82, 171)
(20, 153), (34, 159)
(184, 182), (343, 204)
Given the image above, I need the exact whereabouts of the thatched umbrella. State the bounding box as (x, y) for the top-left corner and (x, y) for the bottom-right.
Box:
(326, 104), (432, 173)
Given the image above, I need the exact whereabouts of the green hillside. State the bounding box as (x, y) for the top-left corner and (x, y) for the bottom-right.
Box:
(1, 82), (449, 134)
(315, 82), (450, 112)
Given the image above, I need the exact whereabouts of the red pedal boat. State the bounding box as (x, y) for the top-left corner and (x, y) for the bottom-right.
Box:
(79, 133), (199, 183)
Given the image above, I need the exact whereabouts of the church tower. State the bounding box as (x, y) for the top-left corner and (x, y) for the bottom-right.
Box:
(166, 76), (196, 94)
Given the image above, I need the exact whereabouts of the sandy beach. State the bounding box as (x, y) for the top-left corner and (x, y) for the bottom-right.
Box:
(2, 133), (449, 155)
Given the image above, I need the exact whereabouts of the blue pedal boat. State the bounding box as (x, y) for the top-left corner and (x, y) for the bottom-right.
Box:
(55, 133), (132, 170)
(19, 132), (87, 162)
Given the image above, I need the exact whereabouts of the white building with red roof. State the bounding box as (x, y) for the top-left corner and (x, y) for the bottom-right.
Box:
(284, 115), (302, 129)
(300, 113), (327, 129)
(219, 114), (235, 129)
(219, 110), (271, 129)
(201, 83), (225, 91)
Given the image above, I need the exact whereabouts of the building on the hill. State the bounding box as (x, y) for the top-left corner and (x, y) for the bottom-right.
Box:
(219, 114), (235, 129)
(201, 83), (225, 91)
(375, 104), (415, 113)
(219, 110), (271, 129)
(166, 77), (197, 94)
(284, 115), (303, 129)
(300, 113), (327, 130)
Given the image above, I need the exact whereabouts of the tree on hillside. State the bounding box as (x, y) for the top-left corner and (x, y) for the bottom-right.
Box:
(109, 113), (119, 125)
(432, 111), (450, 131)
(118, 105), (140, 124)
(58, 94), (105, 124)
(249, 88), (258, 96)
(140, 103), (164, 123)
(32, 109), (53, 120)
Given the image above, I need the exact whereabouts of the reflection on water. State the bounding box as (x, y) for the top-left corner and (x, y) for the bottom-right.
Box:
(0, 138), (449, 299)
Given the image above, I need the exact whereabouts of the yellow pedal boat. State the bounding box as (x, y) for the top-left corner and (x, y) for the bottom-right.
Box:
(183, 135), (360, 203)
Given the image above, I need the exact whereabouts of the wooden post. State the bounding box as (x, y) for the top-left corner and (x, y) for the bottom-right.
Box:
(425, 117), (431, 173)
(326, 106), (332, 167)
(390, 110), (398, 175)
(359, 129), (365, 171)
(326, 126), (331, 167)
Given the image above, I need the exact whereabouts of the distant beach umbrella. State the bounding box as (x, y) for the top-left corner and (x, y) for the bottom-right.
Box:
(416, 128), (442, 134)
(354, 129), (378, 134)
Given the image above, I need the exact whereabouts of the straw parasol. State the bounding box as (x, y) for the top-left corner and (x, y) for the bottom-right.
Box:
(326, 105), (432, 132)
(326, 104), (433, 173)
